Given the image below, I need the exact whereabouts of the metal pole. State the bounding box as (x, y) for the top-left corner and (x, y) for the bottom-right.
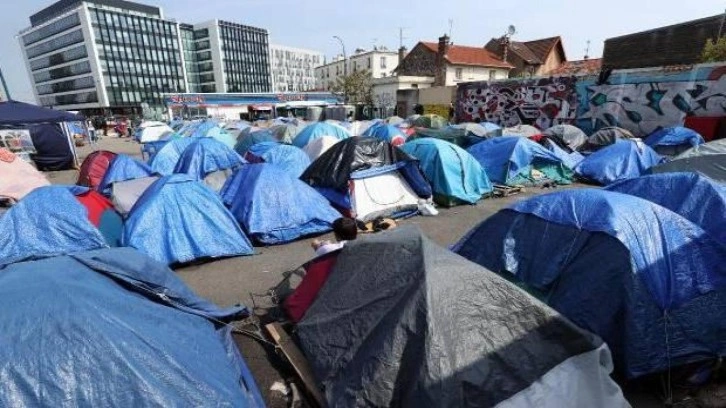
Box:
(333, 36), (348, 103)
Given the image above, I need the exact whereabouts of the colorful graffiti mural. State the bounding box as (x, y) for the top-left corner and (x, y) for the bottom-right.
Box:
(456, 63), (726, 137)
(456, 76), (579, 129)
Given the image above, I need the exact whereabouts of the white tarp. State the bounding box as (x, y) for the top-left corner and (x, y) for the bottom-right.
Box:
(351, 171), (419, 221)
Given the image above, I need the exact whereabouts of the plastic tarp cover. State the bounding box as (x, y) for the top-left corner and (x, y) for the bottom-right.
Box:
(580, 127), (634, 152)
(149, 137), (195, 175)
(410, 127), (475, 148)
(606, 173), (726, 244)
(302, 136), (340, 162)
(111, 176), (160, 216)
(298, 226), (626, 407)
(0, 247), (264, 407)
(98, 154), (154, 194)
(466, 136), (573, 185)
(542, 139), (585, 169)
(292, 122), (350, 148)
(174, 138), (245, 181)
(220, 164), (339, 244)
(362, 123), (407, 146)
(246, 142), (311, 178)
(401, 138), (492, 206)
(503, 124), (541, 137)
(575, 140), (663, 185)
(645, 126), (704, 148)
(0, 186), (107, 267)
(123, 175), (254, 265)
(675, 138), (726, 159)
(77, 150), (116, 189)
(650, 154), (726, 183)
(234, 129), (276, 156)
(0, 152), (50, 202)
(349, 171), (421, 221)
(542, 124), (587, 151)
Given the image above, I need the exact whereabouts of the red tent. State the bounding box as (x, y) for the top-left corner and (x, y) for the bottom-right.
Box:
(77, 150), (117, 190)
(284, 251), (340, 323)
(74, 189), (115, 226)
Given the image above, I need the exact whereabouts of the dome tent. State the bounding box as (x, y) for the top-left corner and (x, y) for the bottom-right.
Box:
(502, 124), (540, 137)
(301, 135), (340, 162)
(301, 137), (432, 221)
(123, 175), (254, 265)
(362, 123), (407, 146)
(579, 126), (634, 153)
(292, 122), (350, 148)
(542, 124), (587, 152)
(234, 129), (277, 156)
(574, 140), (663, 185)
(466, 136), (573, 186)
(649, 138), (726, 183)
(453, 189), (726, 379)
(174, 138), (245, 192)
(244, 142), (310, 178)
(644, 126), (704, 157)
(77, 150), (117, 190)
(298, 226), (627, 407)
(220, 164), (340, 244)
(148, 137), (196, 175)
(96, 154), (154, 195)
(401, 138), (492, 206)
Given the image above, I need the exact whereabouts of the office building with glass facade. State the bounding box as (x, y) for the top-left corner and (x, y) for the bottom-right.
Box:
(20, 0), (271, 118)
(269, 44), (323, 93)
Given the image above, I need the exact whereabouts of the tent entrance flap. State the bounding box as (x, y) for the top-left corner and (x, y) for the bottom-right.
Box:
(351, 172), (419, 221)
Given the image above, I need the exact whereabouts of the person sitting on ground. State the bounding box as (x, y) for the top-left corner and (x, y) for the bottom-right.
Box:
(311, 217), (357, 257)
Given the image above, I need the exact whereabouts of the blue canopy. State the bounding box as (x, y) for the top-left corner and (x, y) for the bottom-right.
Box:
(606, 172), (726, 245)
(183, 120), (236, 148)
(221, 164), (340, 244)
(645, 126), (704, 149)
(234, 129), (276, 155)
(466, 136), (573, 185)
(542, 138), (584, 169)
(0, 247), (263, 406)
(401, 138), (492, 206)
(123, 175), (254, 265)
(0, 186), (107, 267)
(362, 123), (407, 145)
(174, 138), (245, 180)
(292, 122), (350, 147)
(574, 140), (663, 185)
(0, 100), (83, 125)
(245, 142), (311, 178)
(98, 154), (154, 194)
(149, 137), (196, 175)
(453, 189), (726, 378)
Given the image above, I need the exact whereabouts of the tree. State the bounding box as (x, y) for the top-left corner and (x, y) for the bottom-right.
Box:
(701, 37), (726, 63)
(331, 70), (373, 105)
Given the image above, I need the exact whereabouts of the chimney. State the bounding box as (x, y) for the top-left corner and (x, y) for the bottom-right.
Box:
(435, 34), (449, 87)
(398, 46), (407, 64)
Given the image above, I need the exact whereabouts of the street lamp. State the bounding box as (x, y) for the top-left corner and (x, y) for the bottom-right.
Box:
(332, 35), (348, 103)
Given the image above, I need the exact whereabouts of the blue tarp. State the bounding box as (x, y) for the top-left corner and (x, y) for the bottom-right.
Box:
(401, 138), (492, 206)
(645, 126), (704, 148)
(123, 175), (254, 265)
(0, 100), (83, 125)
(362, 123), (407, 145)
(292, 122), (350, 147)
(542, 139), (584, 169)
(466, 136), (572, 185)
(0, 186), (107, 267)
(234, 129), (276, 156)
(29, 123), (76, 171)
(0, 247), (263, 406)
(606, 173), (726, 245)
(453, 188), (726, 378)
(98, 154), (154, 194)
(174, 138), (245, 180)
(183, 121), (236, 148)
(246, 142), (311, 178)
(574, 140), (663, 185)
(221, 164), (340, 244)
(149, 137), (196, 175)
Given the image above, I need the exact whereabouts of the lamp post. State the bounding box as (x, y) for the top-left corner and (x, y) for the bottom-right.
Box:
(333, 35), (348, 103)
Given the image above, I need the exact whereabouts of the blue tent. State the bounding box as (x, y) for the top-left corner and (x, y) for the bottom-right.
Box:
(401, 138), (492, 206)
(606, 173), (726, 244)
(0, 186), (107, 266)
(292, 122), (350, 147)
(466, 136), (573, 185)
(174, 138), (245, 180)
(541, 138), (585, 169)
(245, 142), (311, 178)
(221, 164), (340, 244)
(645, 126), (704, 157)
(453, 189), (726, 379)
(0, 247), (263, 406)
(183, 120), (236, 148)
(362, 123), (407, 145)
(234, 129), (276, 155)
(97, 154), (154, 194)
(574, 140), (663, 185)
(123, 175), (254, 265)
(149, 137), (196, 175)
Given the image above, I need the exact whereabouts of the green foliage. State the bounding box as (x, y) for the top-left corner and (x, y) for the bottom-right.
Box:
(701, 37), (726, 63)
(331, 70), (373, 105)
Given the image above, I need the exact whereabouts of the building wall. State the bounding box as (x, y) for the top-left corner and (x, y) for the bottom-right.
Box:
(217, 20), (271, 93)
(269, 44), (323, 92)
(536, 49), (564, 76)
(314, 50), (398, 91)
(446, 65), (508, 86)
(395, 43), (436, 77)
(455, 63), (726, 136)
(371, 75), (433, 117)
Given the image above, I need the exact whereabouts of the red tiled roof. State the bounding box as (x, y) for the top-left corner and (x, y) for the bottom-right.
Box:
(550, 58), (602, 76)
(421, 42), (514, 69)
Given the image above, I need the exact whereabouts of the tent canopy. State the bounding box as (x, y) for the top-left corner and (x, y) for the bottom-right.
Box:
(409, 127), (475, 148)
(502, 124), (541, 137)
(98, 154), (154, 194)
(77, 150), (117, 190)
(645, 126), (704, 148)
(220, 164), (340, 244)
(123, 175), (254, 265)
(580, 126), (634, 153)
(542, 124), (587, 152)
(298, 226), (626, 407)
(234, 129), (276, 155)
(453, 188), (726, 378)
(466, 136), (573, 185)
(362, 123), (407, 146)
(245, 142), (310, 178)
(292, 122), (350, 148)
(0, 247), (263, 406)
(174, 138), (245, 180)
(148, 137), (196, 175)
(0, 100), (83, 126)
(574, 140), (663, 185)
(401, 138), (492, 206)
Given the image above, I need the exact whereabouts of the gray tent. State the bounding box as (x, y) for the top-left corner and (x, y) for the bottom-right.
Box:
(649, 143), (726, 183)
(580, 126), (634, 153)
(543, 124), (587, 152)
(674, 138), (726, 159)
(297, 226), (627, 407)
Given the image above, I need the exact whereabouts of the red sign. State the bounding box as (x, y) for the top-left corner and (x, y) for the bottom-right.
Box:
(169, 94), (206, 105)
(276, 93), (308, 102)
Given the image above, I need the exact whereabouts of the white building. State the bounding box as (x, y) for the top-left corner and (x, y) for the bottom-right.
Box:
(269, 44), (323, 93)
(315, 48), (399, 91)
(370, 75), (434, 118)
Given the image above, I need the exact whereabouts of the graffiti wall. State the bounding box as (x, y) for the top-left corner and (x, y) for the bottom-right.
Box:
(456, 63), (726, 137)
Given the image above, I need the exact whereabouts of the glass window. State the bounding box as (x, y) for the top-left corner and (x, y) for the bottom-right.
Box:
(23, 13), (81, 46)
(455, 68), (463, 80)
(36, 76), (95, 95)
(39, 90), (98, 106)
(26, 29), (84, 59)
(33, 60), (91, 83)
(29, 45), (87, 71)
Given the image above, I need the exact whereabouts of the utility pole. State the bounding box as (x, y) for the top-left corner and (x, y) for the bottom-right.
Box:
(333, 36), (348, 103)
(584, 40), (591, 60)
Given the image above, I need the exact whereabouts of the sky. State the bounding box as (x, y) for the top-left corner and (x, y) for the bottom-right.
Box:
(1, 0), (723, 102)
